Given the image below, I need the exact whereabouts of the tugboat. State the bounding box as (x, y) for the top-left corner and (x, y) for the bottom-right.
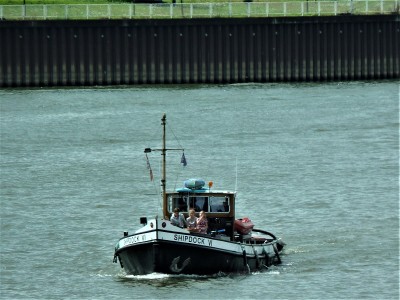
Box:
(113, 114), (285, 275)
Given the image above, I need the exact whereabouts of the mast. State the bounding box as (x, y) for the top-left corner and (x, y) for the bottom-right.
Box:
(144, 113), (183, 219)
(161, 113), (167, 217)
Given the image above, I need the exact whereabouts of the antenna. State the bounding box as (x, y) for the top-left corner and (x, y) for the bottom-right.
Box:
(235, 156), (238, 192)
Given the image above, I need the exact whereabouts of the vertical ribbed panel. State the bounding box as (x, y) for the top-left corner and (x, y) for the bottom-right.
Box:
(0, 16), (398, 87)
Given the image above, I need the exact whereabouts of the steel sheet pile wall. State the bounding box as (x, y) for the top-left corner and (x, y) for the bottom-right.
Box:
(0, 15), (399, 86)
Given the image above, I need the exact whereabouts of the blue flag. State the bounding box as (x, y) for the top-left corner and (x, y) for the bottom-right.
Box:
(181, 152), (187, 167)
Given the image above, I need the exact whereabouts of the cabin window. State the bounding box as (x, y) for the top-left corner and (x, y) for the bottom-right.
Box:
(209, 196), (230, 212)
(189, 196), (208, 212)
(168, 195), (229, 213)
(168, 195), (208, 213)
(168, 196), (188, 212)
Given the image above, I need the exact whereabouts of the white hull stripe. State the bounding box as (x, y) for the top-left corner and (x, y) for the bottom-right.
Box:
(116, 229), (275, 256)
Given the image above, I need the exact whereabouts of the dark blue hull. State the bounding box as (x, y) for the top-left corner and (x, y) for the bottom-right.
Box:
(115, 238), (283, 275)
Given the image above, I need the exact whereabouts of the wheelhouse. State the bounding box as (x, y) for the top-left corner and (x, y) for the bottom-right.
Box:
(165, 190), (236, 240)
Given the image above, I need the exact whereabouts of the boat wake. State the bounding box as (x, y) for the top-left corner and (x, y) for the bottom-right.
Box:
(118, 272), (225, 281)
(123, 273), (173, 280)
(117, 268), (285, 281)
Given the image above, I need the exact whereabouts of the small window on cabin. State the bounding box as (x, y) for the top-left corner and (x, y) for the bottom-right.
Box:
(168, 196), (188, 213)
(167, 195), (174, 212)
(177, 197), (188, 212)
(189, 196), (208, 212)
(209, 196), (230, 213)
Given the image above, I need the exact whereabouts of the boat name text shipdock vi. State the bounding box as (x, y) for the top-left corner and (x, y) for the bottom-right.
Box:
(123, 234), (147, 246)
(174, 234), (212, 246)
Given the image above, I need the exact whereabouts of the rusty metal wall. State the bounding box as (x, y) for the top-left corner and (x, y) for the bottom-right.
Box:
(0, 15), (399, 87)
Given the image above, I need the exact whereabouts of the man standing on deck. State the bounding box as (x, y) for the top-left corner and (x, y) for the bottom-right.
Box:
(170, 208), (187, 228)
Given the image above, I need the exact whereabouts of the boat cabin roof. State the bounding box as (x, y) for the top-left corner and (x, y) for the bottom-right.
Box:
(174, 188), (236, 194)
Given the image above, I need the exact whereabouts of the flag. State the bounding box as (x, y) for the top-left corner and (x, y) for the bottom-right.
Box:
(145, 154), (154, 181)
(181, 152), (187, 167)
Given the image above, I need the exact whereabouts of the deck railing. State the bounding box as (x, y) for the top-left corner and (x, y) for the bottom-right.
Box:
(0, 1), (399, 20)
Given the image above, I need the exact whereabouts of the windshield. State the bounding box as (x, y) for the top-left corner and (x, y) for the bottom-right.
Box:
(168, 195), (230, 213)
